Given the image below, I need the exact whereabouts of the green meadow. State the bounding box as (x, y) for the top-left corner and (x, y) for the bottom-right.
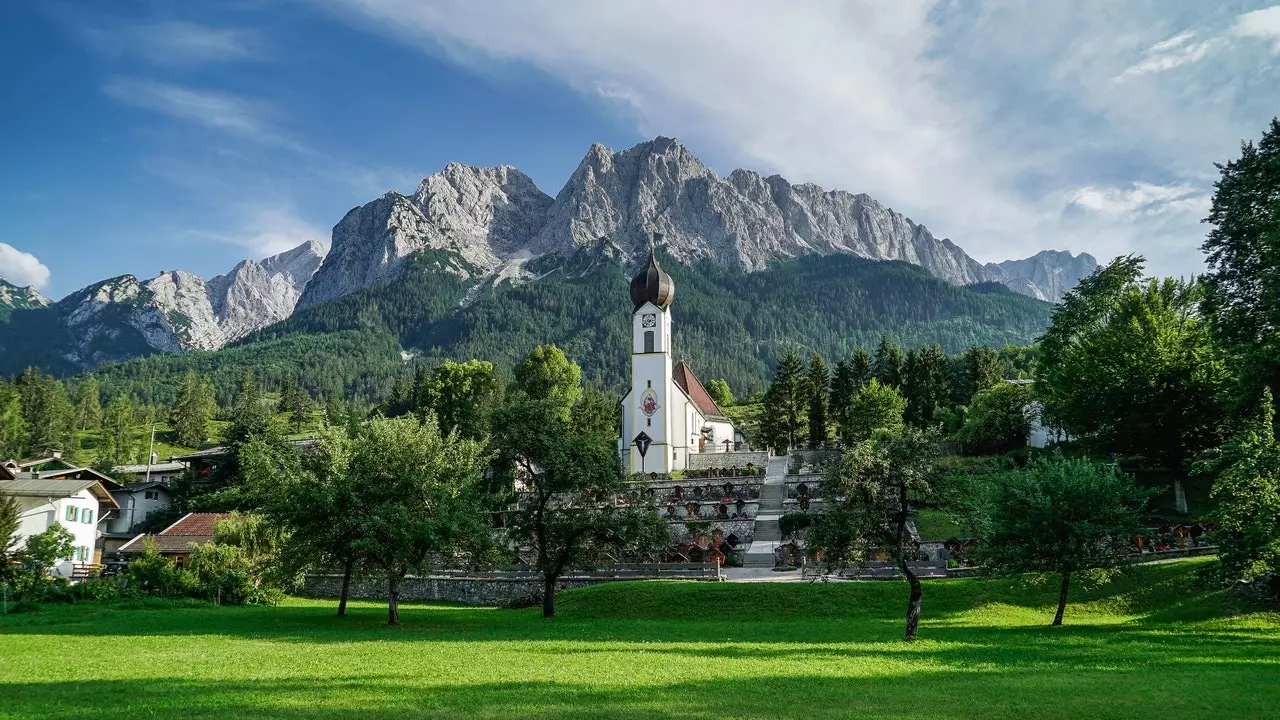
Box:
(1, 558), (1277, 719)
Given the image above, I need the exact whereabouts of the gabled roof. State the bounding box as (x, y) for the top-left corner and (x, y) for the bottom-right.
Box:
(16, 456), (77, 471)
(119, 480), (171, 493)
(672, 362), (730, 421)
(0, 478), (120, 507)
(117, 512), (230, 554)
(112, 462), (188, 475)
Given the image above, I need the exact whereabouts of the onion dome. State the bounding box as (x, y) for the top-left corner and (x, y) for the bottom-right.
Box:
(629, 238), (675, 310)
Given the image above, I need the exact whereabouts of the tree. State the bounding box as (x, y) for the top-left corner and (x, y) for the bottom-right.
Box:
(348, 416), (491, 625)
(761, 350), (809, 452)
(171, 371), (216, 448)
(75, 376), (103, 432)
(13, 524), (75, 606)
(807, 352), (830, 448)
(873, 336), (906, 390)
(1200, 388), (1280, 597)
(1201, 118), (1280, 399)
(1037, 256), (1232, 470)
(15, 368), (72, 456)
(227, 368), (271, 446)
(808, 427), (943, 640)
(841, 379), (907, 443)
(904, 344), (951, 428)
(0, 494), (20, 586)
(277, 375), (312, 432)
(957, 383), (1032, 455)
(422, 360), (502, 440)
(0, 382), (24, 461)
(960, 345), (1003, 405)
(99, 394), (140, 468)
(980, 455), (1150, 625)
(512, 344), (582, 417)
(491, 396), (668, 618)
(571, 385), (618, 440)
(706, 379), (734, 408)
(242, 428), (366, 615)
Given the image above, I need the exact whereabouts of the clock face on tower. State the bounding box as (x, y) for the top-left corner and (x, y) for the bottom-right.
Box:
(642, 313), (657, 328)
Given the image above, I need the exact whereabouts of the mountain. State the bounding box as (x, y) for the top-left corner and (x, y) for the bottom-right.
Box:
(92, 250), (1055, 406)
(0, 280), (50, 320)
(0, 240), (327, 374)
(301, 137), (1092, 311)
(984, 251), (1098, 302)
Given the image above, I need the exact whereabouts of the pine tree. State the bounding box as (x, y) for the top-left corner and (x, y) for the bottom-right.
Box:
(75, 376), (103, 432)
(960, 345), (1003, 405)
(905, 344), (952, 427)
(278, 375), (312, 433)
(15, 368), (73, 456)
(807, 352), (830, 448)
(99, 394), (139, 467)
(0, 382), (24, 461)
(873, 336), (906, 390)
(761, 350), (809, 452)
(228, 368), (270, 445)
(849, 348), (874, 388)
(170, 371), (216, 449)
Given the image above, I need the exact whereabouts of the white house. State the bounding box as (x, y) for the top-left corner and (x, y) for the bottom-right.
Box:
(618, 238), (743, 474)
(105, 481), (171, 536)
(111, 460), (188, 486)
(0, 476), (119, 576)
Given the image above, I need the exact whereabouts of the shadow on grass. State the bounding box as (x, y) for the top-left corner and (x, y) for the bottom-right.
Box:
(3, 663), (1280, 720)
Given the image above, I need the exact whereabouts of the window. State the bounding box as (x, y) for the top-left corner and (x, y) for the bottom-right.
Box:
(65, 506), (78, 522)
(646, 418), (651, 427)
(145, 491), (158, 500)
(643, 330), (654, 353)
(83, 509), (93, 524)
(646, 380), (651, 388)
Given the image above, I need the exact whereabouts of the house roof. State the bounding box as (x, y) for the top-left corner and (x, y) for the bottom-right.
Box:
(16, 456), (77, 471)
(170, 439), (317, 462)
(672, 362), (729, 421)
(0, 478), (120, 507)
(119, 480), (171, 493)
(117, 512), (230, 554)
(112, 462), (188, 475)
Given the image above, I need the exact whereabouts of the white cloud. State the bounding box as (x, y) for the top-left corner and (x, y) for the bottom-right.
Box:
(1114, 32), (1222, 81)
(0, 243), (52, 290)
(1069, 183), (1211, 218)
(1232, 5), (1280, 51)
(83, 19), (260, 65)
(103, 78), (298, 150)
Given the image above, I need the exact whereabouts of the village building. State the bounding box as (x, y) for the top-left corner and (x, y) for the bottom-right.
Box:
(618, 237), (743, 475)
(0, 463), (119, 575)
(118, 512), (230, 568)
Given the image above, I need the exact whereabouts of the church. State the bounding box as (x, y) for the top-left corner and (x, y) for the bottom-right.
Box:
(618, 237), (743, 474)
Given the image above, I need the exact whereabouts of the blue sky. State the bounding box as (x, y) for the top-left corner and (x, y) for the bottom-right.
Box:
(3, 1), (1280, 299)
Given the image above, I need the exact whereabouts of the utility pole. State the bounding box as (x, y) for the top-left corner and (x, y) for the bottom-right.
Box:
(144, 425), (157, 484)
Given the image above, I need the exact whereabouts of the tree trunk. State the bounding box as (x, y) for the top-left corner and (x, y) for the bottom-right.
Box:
(899, 561), (923, 641)
(337, 557), (353, 617)
(542, 574), (557, 618)
(387, 573), (402, 626)
(1053, 572), (1071, 626)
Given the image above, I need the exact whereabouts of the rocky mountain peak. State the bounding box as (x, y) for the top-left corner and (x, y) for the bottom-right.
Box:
(0, 278), (51, 311)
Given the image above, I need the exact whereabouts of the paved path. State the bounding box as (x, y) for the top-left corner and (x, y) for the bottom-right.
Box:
(740, 455), (789, 569)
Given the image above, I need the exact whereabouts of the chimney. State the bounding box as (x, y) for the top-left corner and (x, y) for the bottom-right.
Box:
(51, 450), (62, 459)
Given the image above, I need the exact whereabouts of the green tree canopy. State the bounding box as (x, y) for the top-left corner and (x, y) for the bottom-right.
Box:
(421, 359), (502, 440)
(761, 349), (809, 452)
(840, 379), (907, 443)
(873, 336), (906, 390)
(957, 383), (1032, 455)
(705, 378), (734, 408)
(979, 455), (1150, 625)
(807, 352), (830, 448)
(512, 344), (582, 419)
(170, 371), (217, 449)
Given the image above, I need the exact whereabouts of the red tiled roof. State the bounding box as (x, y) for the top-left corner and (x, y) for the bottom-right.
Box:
(118, 534), (207, 554)
(672, 362), (728, 420)
(161, 512), (231, 537)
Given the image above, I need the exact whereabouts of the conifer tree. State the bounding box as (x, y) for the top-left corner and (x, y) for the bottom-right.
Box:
(170, 371), (216, 449)
(960, 345), (1003, 405)
(75, 376), (103, 432)
(0, 382), (23, 461)
(761, 350), (809, 452)
(807, 352), (830, 448)
(15, 368), (73, 456)
(228, 368), (270, 446)
(100, 394), (139, 468)
(873, 336), (906, 390)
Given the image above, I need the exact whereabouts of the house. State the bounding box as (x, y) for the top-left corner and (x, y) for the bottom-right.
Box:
(102, 482), (173, 554)
(117, 512), (230, 567)
(111, 460), (188, 486)
(0, 468), (119, 576)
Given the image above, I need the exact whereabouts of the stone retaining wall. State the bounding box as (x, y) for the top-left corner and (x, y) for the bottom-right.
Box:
(788, 450), (841, 468)
(299, 574), (605, 606)
(687, 451), (768, 470)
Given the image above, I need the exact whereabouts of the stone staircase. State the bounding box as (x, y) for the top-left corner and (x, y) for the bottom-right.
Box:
(742, 457), (789, 568)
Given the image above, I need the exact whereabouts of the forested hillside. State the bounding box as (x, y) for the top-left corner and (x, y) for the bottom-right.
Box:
(88, 252), (1052, 405)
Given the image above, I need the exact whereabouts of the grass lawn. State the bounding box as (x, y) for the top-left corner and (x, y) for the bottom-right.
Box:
(1, 558), (1277, 719)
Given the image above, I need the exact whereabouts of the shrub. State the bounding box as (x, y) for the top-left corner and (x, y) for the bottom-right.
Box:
(120, 542), (200, 598)
(186, 543), (264, 606)
(778, 512), (812, 539)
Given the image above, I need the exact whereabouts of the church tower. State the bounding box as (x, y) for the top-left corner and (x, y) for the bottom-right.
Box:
(625, 234), (675, 474)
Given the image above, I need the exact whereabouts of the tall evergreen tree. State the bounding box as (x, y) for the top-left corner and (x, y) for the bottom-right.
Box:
(761, 350), (809, 452)
(807, 352), (830, 448)
(171, 371), (216, 449)
(99, 394), (139, 468)
(904, 344), (952, 428)
(15, 368), (73, 456)
(960, 345), (1003, 405)
(75, 376), (103, 432)
(849, 348), (874, 388)
(228, 368), (271, 446)
(0, 382), (24, 461)
(873, 336), (906, 390)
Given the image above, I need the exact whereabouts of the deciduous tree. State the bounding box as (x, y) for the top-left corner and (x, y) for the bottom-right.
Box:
(841, 379), (906, 443)
(421, 360), (502, 440)
(957, 383), (1032, 455)
(979, 455), (1150, 625)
